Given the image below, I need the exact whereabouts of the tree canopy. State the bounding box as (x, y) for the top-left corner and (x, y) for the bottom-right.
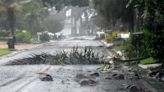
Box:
(42, 0), (89, 11)
(92, 0), (164, 63)
(92, 0), (134, 31)
(128, 0), (164, 62)
(43, 14), (64, 33)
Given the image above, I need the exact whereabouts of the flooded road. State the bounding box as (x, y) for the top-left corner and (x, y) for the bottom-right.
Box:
(0, 36), (163, 92)
(0, 36), (111, 65)
(0, 65), (127, 92)
(1, 65), (163, 92)
(0, 36), (113, 92)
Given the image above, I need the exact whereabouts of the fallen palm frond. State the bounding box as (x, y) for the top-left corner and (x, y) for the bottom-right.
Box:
(6, 47), (105, 65)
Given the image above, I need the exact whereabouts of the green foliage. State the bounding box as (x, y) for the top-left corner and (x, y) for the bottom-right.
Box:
(0, 37), (8, 41)
(0, 31), (9, 41)
(91, 15), (110, 30)
(104, 32), (118, 43)
(93, 0), (164, 63)
(140, 57), (156, 65)
(123, 32), (151, 59)
(112, 31), (118, 39)
(104, 33), (113, 43)
(30, 37), (41, 44)
(0, 31), (9, 37)
(127, 0), (164, 62)
(40, 33), (50, 42)
(123, 39), (135, 59)
(16, 0), (48, 35)
(93, 0), (134, 31)
(42, 0), (89, 11)
(15, 31), (32, 43)
(43, 15), (64, 33)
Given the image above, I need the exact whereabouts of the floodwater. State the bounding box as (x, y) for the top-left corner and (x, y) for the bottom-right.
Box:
(0, 65), (133, 92)
(0, 36), (164, 92)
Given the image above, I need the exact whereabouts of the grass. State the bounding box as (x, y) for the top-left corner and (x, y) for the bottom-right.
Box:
(0, 48), (11, 56)
(140, 57), (156, 65)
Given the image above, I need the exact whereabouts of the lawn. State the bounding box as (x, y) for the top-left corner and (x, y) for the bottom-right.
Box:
(0, 48), (11, 56)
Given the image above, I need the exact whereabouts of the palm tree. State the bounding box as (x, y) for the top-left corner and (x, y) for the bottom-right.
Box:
(0, 0), (21, 50)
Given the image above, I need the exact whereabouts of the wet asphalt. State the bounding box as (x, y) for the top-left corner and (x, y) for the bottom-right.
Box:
(0, 36), (163, 92)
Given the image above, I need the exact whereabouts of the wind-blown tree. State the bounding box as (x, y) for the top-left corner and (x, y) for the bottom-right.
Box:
(0, 0), (48, 49)
(42, 0), (90, 35)
(127, 0), (164, 64)
(91, 14), (111, 30)
(43, 14), (64, 33)
(92, 0), (135, 32)
(92, 0), (164, 65)
(16, 0), (48, 35)
(93, 0), (164, 64)
(0, 0), (21, 49)
(42, 0), (89, 11)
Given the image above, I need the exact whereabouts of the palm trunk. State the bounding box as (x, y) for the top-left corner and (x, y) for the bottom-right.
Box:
(7, 7), (16, 50)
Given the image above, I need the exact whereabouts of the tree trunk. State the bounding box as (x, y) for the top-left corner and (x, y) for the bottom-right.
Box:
(7, 7), (16, 50)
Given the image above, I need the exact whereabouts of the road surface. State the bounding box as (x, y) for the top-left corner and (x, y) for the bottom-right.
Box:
(0, 36), (111, 65)
(0, 36), (115, 92)
(0, 36), (163, 92)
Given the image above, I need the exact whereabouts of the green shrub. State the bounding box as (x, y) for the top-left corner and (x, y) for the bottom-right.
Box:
(105, 33), (113, 43)
(30, 37), (41, 44)
(123, 30), (152, 59)
(0, 31), (9, 41)
(140, 57), (156, 65)
(0, 31), (10, 37)
(112, 31), (119, 39)
(0, 37), (8, 41)
(15, 31), (32, 43)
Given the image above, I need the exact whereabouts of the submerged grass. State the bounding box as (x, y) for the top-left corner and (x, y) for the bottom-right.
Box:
(7, 47), (105, 65)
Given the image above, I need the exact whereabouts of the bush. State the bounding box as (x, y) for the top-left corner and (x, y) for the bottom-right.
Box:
(140, 57), (156, 65)
(0, 31), (10, 37)
(40, 33), (50, 42)
(112, 31), (118, 39)
(104, 33), (113, 43)
(123, 30), (152, 59)
(0, 31), (9, 41)
(30, 37), (41, 44)
(0, 37), (8, 41)
(15, 31), (32, 43)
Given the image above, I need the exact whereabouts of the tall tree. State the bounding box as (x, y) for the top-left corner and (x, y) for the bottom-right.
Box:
(43, 14), (64, 33)
(127, 0), (164, 63)
(0, 0), (21, 49)
(92, 0), (135, 31)
(42, 0), (89, 11)
(16, 0), (48, 35)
